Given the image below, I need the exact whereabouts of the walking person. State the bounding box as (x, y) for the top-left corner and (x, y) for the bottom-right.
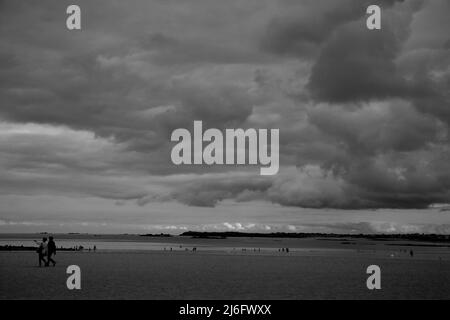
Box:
(34, 237), (48, 267)
(46, 236), (57, 267)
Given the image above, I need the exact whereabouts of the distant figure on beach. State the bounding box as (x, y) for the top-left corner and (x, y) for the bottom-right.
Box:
(286, 248), (289, 253)
(46, 236), (56, 267)
(34, 237), (48, 267)
(93, 245), (96, 251)
(410, 250), (414, 257)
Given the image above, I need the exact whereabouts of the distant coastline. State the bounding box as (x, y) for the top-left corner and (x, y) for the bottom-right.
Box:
(1, 231), (449, 243)
(180, 231), (450, 242)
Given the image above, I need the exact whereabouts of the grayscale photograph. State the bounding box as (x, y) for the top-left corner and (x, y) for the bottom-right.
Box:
(0, 0), (449, 304)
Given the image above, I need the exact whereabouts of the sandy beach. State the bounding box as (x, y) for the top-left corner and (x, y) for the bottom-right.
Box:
(1, 236), (449, 300)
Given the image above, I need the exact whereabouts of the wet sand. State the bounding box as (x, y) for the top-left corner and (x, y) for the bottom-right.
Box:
(1, 244), (449, 299)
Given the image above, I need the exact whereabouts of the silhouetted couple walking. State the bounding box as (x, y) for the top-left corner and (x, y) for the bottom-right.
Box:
(35, 236), (57, 267)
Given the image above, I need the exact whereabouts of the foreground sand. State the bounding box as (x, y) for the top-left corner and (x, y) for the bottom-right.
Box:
(1, 249), (449, 299)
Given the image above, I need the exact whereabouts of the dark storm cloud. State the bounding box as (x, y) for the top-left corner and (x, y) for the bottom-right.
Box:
(149, 149), (450, 209)
(307, 22), (408, 102)
(140, 32), (267, 65)
(306, 2), (425, 103)
(308, 101), (441, 155)
(0, 1), (256, 131)
(153, 84), (257, 132)
(260, 0), (407, 58)
(260, 0), (445, 107)
(411, 78), (450, 125)
(139, 174), (273, 207)
(0, 0), (449, 214)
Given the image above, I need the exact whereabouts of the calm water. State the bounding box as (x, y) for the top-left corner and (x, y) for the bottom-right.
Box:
(2, 237), (449, 259)
(0, 238), (351, 254)
(1, 238), (196, 251)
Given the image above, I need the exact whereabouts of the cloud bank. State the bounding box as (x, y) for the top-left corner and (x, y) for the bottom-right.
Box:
(0, 0), (450, 233)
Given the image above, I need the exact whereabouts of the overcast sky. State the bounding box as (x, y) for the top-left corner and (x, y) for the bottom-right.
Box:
(0, 0), (449, 234)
